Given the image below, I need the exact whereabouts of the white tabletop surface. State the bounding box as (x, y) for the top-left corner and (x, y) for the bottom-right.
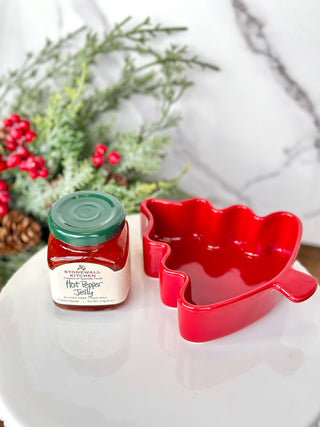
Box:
(0, 214), (320, 427)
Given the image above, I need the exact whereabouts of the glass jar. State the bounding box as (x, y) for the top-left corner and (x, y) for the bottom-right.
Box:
(47, 191), (130, 311)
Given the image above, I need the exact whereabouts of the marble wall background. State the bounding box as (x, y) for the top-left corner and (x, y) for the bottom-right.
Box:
(1, 0), (320, 244)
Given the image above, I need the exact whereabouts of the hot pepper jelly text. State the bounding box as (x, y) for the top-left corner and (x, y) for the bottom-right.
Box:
(47, 191), (130, 310)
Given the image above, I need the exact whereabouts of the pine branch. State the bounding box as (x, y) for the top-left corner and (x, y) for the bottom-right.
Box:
(0, 26), (86, 104)
(47, 157), (96, 201)
(1, 17), (219, 221)
(0, 17), (219, 114)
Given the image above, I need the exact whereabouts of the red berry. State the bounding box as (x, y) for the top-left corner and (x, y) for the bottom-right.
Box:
(0, 203), (9, 216)
(29, 170), (38, 180)
(0, 161), (7, 172)
(0, 191), (10, 204)
(25, 155), (37, 171)
(38, 168), (49, 178)
(35, 156), (45, 168)
(92, 154), (104, 167)
(3, 118), (12, 127)
(94, 144), (107, 156)
(16, 145), (29, 157)
(19, 160), (29, 171)
(9, 127), (23, 140)
(10, 114), (20, 123)
(25, 130), (36, 142)
(18, 120), (30, 132)
(0, 181), (8, 191)
(107, 151), (121, 165)
(6, 154), (22, 168)
(5, 140), (17, 151)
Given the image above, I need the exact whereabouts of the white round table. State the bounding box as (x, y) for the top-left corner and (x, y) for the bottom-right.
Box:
(0, 214), (319, 427)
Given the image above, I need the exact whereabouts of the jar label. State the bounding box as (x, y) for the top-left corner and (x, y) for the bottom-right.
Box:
(49, 258), (130, 306)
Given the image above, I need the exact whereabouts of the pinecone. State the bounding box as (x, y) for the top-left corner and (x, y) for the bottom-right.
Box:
(107, 172), (128, 187)
(0, 211), (42, 255)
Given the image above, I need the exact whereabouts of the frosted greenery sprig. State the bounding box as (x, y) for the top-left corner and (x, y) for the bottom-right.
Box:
(0, 17), (218, 222)
(0, 17), (218, 114)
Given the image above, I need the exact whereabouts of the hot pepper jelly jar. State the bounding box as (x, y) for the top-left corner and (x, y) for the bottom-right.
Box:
(47, 191), (130, 311)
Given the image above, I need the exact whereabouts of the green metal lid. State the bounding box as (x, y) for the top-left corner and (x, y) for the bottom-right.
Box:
(48, 191), (126, 246)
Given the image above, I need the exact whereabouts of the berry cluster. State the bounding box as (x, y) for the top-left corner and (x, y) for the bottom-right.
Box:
(92, 144), (121, 168)
(0, 114), (49, 216)
(1, 114), (48, 179)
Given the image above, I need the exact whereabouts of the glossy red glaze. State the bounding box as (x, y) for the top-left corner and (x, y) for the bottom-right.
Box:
(140, 198), (318, 342)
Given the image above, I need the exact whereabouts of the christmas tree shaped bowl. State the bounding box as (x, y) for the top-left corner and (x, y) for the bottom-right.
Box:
(140, 198), (318, 342)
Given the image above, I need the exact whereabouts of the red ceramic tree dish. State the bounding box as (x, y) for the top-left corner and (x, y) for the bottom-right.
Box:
(140, 198), (318, 342)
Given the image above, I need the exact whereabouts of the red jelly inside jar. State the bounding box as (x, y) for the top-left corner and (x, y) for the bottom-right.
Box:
(47, 191), (130, 311)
